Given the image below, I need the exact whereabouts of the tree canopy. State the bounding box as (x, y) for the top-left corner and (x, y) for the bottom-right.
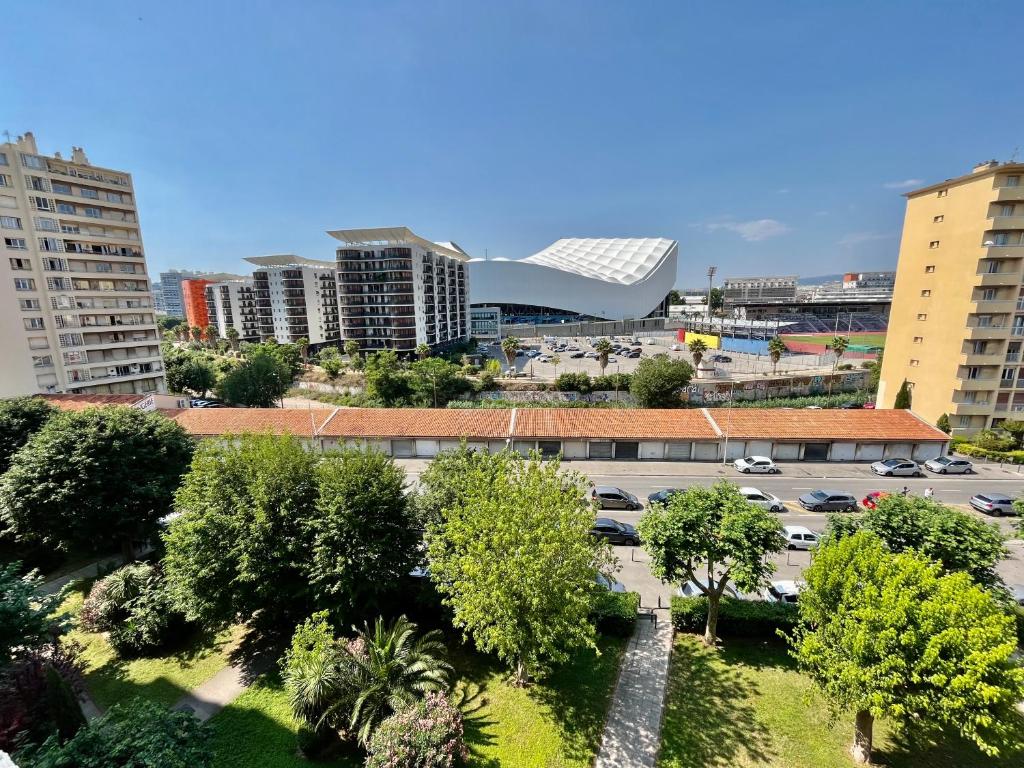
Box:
(790, 530), (1024, 764)
(629, 354), (695, 408)
(165, 353), (217, 397)
(408, 357), (472, 407)
(0, 561), (66, 667)
(363, 350), (413, 406)
(215, 347), (291, 407)
(637, 481), (784, 645)
(0, 407), (193, 555)
(894, 379), (912, 409)
(425, 450), (611, 684)
(0, 396), (55, 474)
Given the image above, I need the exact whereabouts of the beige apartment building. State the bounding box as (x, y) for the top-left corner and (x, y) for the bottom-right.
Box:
(879, 160), (1024, 435)
(0, 132), (165, 397)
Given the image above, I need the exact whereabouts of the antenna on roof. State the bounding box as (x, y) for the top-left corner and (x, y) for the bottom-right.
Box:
(1011, 146), (1021, 164)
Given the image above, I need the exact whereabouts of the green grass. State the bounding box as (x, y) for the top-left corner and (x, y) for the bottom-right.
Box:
(781, 333), (886, 348)
(659, 635), (1023, 768)
(58, 582), (243, 710)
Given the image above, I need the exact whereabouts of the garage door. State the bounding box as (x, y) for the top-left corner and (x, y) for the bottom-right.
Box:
(513, 440), (534, 456)
(803, 443), (829, 461)
(614, 441), (639, 460)
(855, 443), (884, 461)
(589, 441), (613, 459)
(745, 440), (772, 457)
(538, 440), (562, 458)
(639, 442), (663, 460)
(773, 443), (800, 460)
(884, 443), (913, 459)
(912, 443), (943, 461)
(438, 440), (461, 453)
(391, 439), (415, 458)
(415, 440), (439, 458)
(666, 442), (691, 460)
(488, 440), (508, 454)
(562, 440), (587, 459)
(830, 442), (857, 461)
(724, 441), (746, 461)
(693, 442), (720, 461)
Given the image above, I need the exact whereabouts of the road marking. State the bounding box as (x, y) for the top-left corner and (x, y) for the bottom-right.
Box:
(793, 487), (814, 490)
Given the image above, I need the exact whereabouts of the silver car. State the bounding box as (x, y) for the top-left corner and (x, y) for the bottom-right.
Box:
(924, 455), (973, 474)
(969, 493), (1017, 517)
(739, 487), (785, 513)
(870, 458), (923, 477)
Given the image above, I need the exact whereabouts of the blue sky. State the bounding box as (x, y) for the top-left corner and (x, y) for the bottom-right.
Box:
(4, 1), (1021, 287)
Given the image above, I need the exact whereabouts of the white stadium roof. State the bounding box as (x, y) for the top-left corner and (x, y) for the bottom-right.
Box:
(516, 237), (675, 285)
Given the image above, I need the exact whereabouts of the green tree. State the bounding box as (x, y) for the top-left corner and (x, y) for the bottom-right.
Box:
(408, 357), (471, 407)
(0, 561), (65, 667)
(215, 348), (291, 407)
(686, 338), (709, 368)
(767, 336), (787, 375)
(15, 698), (213, 768)
(190, 326), (203, 343)
(867, 348), (883, 392)
(484, 358), (502, 377)
(366, 692), (467, 768)
(709, 287), (724, 312)
(415, 343), (430, 361)
(157, 316), (184, 334)
(826, 494), (1005, 588)
(316, 346), (343, 377)
(638, 482), (784, 645)
(594, 338), (613, 376)
(999, 418), (1024, 448)
(364, 350), (412, 406)
(667, 289), (682, 305)
(549, 353), (561, 378)
(202, 324), (217, 348)
(500, 336), (521, 374)
(425, 451), (609, 684)
(225, 327), (240, 352)
(165, 355), (216, 397)
(296, 337), (310, 363)
(789, 531), (1024, 764)
(936, 413), (951, 434)
(0, 396), (55, 474)
(344, 339), (361, 369)
(830, 335), (849, 366)
(894, 378), (912, 408)
(0, 407), (193, 557)
(630, 354), (694, 408)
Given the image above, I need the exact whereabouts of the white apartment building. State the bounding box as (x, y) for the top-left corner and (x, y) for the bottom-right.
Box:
(158, 269), (203, 317)
(328, 227), (470, 354)
(204, 278), (260, 342)
(0, 132), (164, 397)
(244, 256), (340, 350)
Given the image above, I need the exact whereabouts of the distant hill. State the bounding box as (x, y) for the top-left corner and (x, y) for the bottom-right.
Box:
(798, 274), (844, 285)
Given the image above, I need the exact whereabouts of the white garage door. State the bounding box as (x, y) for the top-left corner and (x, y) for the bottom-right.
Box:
(830, 442), (857, 461)
(438, 440), (462, 453)
(773, 443), (800, 460)
(912, 442), (943, 461)
(488, 440), (508, 454)
(513, 440), (535, 456)
(639, 442), (664, 460)
(415, 440), (439, 458)
(693, 442), (720, 461)
(466, 441), (488, 453)
(745, 440), (772, 457)
(391, 439), (415, 458)
(562, 440), (587, 459)
(855, 443), (884, 461)
(666, 442), (691, 460)
(724, 441), (746, 461)
(884, 443), (913, 459)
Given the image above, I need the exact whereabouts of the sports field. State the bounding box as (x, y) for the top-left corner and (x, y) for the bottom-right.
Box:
(780, 332), (886, 348)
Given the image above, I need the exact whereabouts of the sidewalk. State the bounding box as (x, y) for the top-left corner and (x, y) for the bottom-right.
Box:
(173, 664), (250, 722)
(38, 556), (125, 596)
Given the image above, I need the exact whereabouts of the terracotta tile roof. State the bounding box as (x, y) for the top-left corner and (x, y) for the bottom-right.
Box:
(171, 408), (336, 437)
(513, 409), (719, 440)
(318, 408), (512, 439)
(42, 394), (145, 411)
(705, 408), (948, 442)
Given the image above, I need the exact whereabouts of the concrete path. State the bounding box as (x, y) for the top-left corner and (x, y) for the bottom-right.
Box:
(172, 664), (250, 722)
(39, 556), (125, 596)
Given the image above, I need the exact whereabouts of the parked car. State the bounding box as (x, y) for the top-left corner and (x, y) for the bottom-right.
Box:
(190, 399), (212, 408)
(763, 580), (804, 604)
(596, 572), (626, 593)
(710, 354), (733, 363)
(590, 517), (641, 545)
(739, 487), (785, 512)
(584, 352), (598, 359)
(782, 525), (819, 551)
(798, 490), (858, 512)
(591, 486), (642, 511)
(839, 402), (862, 409)
(862, 403), (876, 409)
(1007, 583), (1024, 606)
(648, 488), (683, 504)
(538, 355), (552, 363)
(733, 455), (779, 474)
(969, 493), (1017, 517)
(861, 490), (890, 509)
(526, 349), (540, 358)
(670, 344), (681, 351)
(870, 458), (923, 477)
(643, 338), (657, 345)
(677, 578), (742, 600)
(924, 455), (974, 474)
(569, 351), (585, 359)
(626, 350), (642, 359)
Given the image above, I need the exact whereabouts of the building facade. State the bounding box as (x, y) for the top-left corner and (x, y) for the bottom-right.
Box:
(879, 160), (1024, 434)
(470, 306), (502, 341)
(842, 271), (896, 291)
(722, 276), (798, 303)
(204, 278), (260, 342)
(181, 278), (212, 329)
(245, 256), (340, 350)
(157, 269), (202, 317)
(0, 132), (165, 396)
(329, 227), (470, 354)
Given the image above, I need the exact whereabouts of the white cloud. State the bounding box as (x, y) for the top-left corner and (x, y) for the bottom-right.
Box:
(837, 231), (897, 247)
(883, 178), (923, 190)
(698, 218), (790, 242)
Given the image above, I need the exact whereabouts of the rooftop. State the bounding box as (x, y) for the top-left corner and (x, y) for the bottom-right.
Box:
(327, 227), (470, 261)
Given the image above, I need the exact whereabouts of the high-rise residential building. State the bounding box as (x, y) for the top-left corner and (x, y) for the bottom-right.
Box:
(245, 255), (340, 350)
(0, 132), (165, 396)
(722, 276), (798, 302)
(879, 160), (1024, 434)
(470, 306), (501, 341)
(157, 269), (202, 317)
(181, 278), (212, 329)
(152, 281), (165, 313)
(328, 227), (470, 354)
(204, 278), (260, 342)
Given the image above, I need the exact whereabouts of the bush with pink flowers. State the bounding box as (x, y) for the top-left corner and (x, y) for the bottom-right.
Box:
(365, 691), (467, 768)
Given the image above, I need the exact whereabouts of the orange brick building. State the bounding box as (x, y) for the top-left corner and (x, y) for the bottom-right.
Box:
(181, 278), (212, 329)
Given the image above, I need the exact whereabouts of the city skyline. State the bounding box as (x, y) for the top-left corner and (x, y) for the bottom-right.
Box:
(4, 2), (1022, 285)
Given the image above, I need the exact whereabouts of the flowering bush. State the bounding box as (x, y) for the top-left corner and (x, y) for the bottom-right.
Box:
(365, 692), (467, 768)
(0, 641), (86, 750)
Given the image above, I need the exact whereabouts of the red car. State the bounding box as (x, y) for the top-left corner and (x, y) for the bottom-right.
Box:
(861, 491), (889, 509)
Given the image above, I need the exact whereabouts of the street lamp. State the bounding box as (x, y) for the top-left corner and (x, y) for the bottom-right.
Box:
(706, 266), (717, 320)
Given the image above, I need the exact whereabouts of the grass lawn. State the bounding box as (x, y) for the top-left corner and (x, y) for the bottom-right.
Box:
(659, 635), (1023, 768)
(782, 333), (886, 348)
(58, 582), (244, 710)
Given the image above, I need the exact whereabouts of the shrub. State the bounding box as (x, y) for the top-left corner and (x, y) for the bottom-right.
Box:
(837, 363), (854, 370)
(0, 642), (86, 751)
(590, 590), (639, 637)
(80, 564), (184, 656)
(365, 691), (468, 768)
(554, 372), (592, 393)
(972, 429), (1016, 452)
(953, 443), (1024, 465)
(670, 596), (798, 638)
(592, 373), (632, 391)
(476, 371), (496, 391)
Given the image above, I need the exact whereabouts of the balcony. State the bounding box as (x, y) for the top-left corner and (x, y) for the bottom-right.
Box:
(989, 216), (1024, 231)
(955, 376), (998, 390)
(965, 324), (1009, 339)
(995, 186), (1024, 202)
(972, 298), (1018, 314)
(980, 245), (1024, 259)
(950, 401), (993, 416)
(960, 352), (1004, 366)
(976, 269), (1022, 286)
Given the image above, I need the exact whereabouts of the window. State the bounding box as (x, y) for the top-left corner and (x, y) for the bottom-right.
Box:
(925, 264), (935, 273)
(0, 215), (22, 229)
(58, 333), (83, 348)
(937, 188), (948, 197)
(21, 154), (46, 170)
(0, 153), (7, 166)
(4, 237), (27, 249)
(8, 257), (30, 270)
(917, 313), (927, 321)
(910, 359), (920, 367)
(0, 174), (8, 187)
(993, 233), (1010, 246)
(929, 240), (940, 249)
(38, 238), (62, 253)
(31, 196), (53, 211)
(24, 318), (45, 330)
(46, 277), (71, 290)
(958, 415), (970, 427)
(19, 298), (40, 311)
(79, 187), (99, 200)
(933, 215), (944, 223)
(921, 289), (931, 297)
(1006, 175), (1020, 188)
(42, 257), (66, 271)
(60, 224), (79, 234)
(26, 176), (48, 191)
(1001, 204), (1015, 217)
(913, 336), (923, 344)
(105, 192), (123, 203)
(14, 278), (35, 291)
(982, 288), (997, 300)
(57, 202), (76, 215)
(83, 207), (101, 218)
(51, 182), (71, 194)
(34, 217), (58, 232)
(95, 263), (112, 272)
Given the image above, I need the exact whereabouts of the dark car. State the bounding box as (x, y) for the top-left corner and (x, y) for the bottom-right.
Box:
(710, 354), (733, 363)
(569, 351), (585, 359)
(648, 488), (683, 504)
(591, 517), (641, 546)
(969, 493), (1017, 517)
(591, 485), (642, 511)
(626, 350), (642, 359)
(839, 402), (863, 409)
(797, 490), (858, 512)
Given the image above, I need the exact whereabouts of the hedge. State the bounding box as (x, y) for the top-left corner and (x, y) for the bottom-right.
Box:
(953, 443), (1024, 465)
(591, 590), (640, 637)
(670, 595), (798, 638)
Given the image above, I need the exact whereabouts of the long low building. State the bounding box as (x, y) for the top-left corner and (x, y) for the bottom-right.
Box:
(158, 406), (948, 463)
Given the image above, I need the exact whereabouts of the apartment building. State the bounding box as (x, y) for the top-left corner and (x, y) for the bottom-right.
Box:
(181, 278), (212, 329)
(722, 276), (798, 303)
(158, 269), (203, 317)
(470, 306), (501, 341)
(329, 227), (469, 354)
(0, 132), (164, 397)
(204, 278), (260, 342)
(244, 255), (340, 350)
(879, 160), (1024, 434)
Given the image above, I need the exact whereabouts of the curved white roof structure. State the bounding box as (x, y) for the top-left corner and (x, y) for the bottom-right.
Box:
(469, 237), (678, 320)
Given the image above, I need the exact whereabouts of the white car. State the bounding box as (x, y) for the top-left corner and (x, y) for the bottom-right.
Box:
(924, 455), (974, 475)
(739, 487), (785, 512)
(670, 344), (680, 351)
(763, 580), (804, 604)
(733, 455), (779, 474)
(782, 525), (819, 551)
(870, 458), (923, 477)
(526, 350), (540, 358)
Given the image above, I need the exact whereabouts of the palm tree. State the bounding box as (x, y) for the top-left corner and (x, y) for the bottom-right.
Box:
(500, 336), (521, 376)
(767, 336), (787, 375)
(415, 343), (431, 361)
(203, 324), (217, 348)
(550, 353), (561, 378)
(346, 615), (451, 745)
(594, 338), (613, 376)
(175, 325), (189, 342)
(687, 338), (709, 368)
(190, 326), (203, 343)
(297, 337), (310, 364)
(226, 327), (240, 353)
(828, 335), (849, 397)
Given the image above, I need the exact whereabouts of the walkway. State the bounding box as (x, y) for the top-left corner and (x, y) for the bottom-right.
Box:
(172, 664), (250, 722)
(38, 556), (125, 596)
